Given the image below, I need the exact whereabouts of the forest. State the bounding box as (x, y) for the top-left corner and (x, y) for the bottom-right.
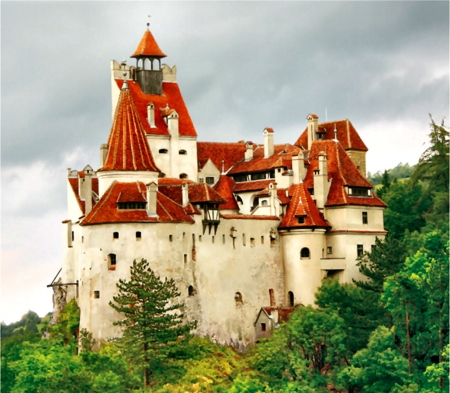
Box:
(1, 117), (448, 392)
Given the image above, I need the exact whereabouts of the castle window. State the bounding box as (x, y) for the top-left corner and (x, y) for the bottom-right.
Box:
(199, 178), (204, 183)
(269, 170), (275, 178)
(94, 291), (100, 299)
(188, 285), (195, 296)
(288, 291), (294, 307)
(357, 244), (364, 257)
(179, 173), (188, 179)
(261, 236), (264, 244)
(327, 246), (332, 254)
(362, 211), (368, 224)
(261, 323), (266, 332)
(297, 216), (305, 224)
(113, 232), (119, 239)
(270, 237), (276, 247)
(234, 174), (248, 182)
(184, 254), (187, 263)
(118, 202), (146, 210)
(300, 247), (310, 259)
(250, 237), (255, 247)
(251, 172), (266, 181)
(71, 231), (74, 241)
(348, 187), (370, 197)
(199, 235), (202, 242)
(205, 176), (214, 185)
(243, 234), (246, 246)
(212, 236), (215, 244)
(234, 292), (243, 304)
(269, 288), (275, 307)
(261, 200), (268, 206)
(169, 235), (173, 242)
(223, 234), (226, 244)
(136, 231), (141, 240)
(179, 150), (187, 155)
(159, 149), (168, 154)
(108, 254), (116, 270)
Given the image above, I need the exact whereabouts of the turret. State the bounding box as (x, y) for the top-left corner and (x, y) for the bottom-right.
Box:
(306, 114), (319, 150)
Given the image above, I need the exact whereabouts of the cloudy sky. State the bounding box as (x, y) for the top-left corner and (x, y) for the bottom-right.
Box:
(1, 1), (448, 324)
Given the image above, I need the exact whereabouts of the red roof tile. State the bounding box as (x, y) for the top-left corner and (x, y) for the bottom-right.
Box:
(68, 176), (99, 215)
(131, 28), (167, 58)
(197, 142), (247, 173)
(233, 179), (275, 193)
(277, 189), (291, 205)
(303, 141), (386, 207)
(81, 181), (195, 225)
(100, 85), (160, 172)
(228, 144), (300, 174)
(213, 175), (239, 210)
(279, 183), (330, 229)
(189, 183), (226, 204)
(295, 119), (368, 152)
(116, 80), (197, 137)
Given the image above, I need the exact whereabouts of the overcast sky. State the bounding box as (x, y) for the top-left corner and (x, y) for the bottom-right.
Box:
(1, 1), (448, 324)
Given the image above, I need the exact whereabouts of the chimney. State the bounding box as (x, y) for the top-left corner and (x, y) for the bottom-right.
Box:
(146, 182), (158, 217)
(307, 114), (319, 150)
(182, 183), (189, 207)
(269, 182), (277, 216)
(168, 110), (179, 137)
(292, 151), (306, 184)
(147, 103), (155, 128)
(313, 151), (330, 210)
(263, 128), (274, 158)
(245, 142), (253, 161)
(82, 165), (93, 215)
(100, 144), (108, 167)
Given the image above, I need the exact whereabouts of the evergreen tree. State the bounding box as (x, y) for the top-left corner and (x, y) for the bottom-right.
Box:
(109, 258), (196, 389)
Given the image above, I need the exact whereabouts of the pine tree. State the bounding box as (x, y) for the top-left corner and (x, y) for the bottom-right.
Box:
(109, 258), (196, 388)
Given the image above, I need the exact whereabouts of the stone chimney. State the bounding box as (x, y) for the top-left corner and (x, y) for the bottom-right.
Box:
(147, 103), (155, 128)
(269, 182), (277, 216)
(307, 114), (319, 150)
(292, 151), (306, 184)
(182, 183), (189, 207)
(82, 165), (94, 215)
(263, 128), (274, 158)
(100, 144), (108, 167)
(146, 182), (158, 217)
(313, 151), (330, 210)
(168, 110), (179, 136)
(245, 142), (253, 161)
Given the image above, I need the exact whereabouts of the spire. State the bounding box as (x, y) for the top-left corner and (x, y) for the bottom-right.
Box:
(131, 27), (167, 59)
(100, 87), (160, 172)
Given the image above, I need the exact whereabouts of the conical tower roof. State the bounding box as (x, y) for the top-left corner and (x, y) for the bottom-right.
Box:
(131, 28), (167, 58)
(100, 83), (160, 172)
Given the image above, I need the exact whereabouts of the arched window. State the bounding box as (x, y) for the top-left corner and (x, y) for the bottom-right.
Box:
(300, 247), (310, 259)
(188, 285), (195, 297)
(179, 149), (187, 155)
(159, 149), (168, 154)
(288, 291), (294, 307)
(179, 173), (188, 179)
(234, 292), (243, 304)
(108, 254), (116, 270)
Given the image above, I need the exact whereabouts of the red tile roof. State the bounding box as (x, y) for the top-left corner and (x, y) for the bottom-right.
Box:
(303, 140), (386, 207)
(277, 189), (291, 205)
(189, 183), (226, 204)
(99, 85), (160, 172)
(213, 175), (239, 210)
(115, 80), (197, 137)
(295, 119), (368, 152)
(197, 142), (247, 173)
(233, 179), (275, 193)
(131, 28), (167, 58)
(279, 183), (331, 229)
(228, 144), (300, 174)
(81, 181), (195, 225)
(68, 176), (99, 215)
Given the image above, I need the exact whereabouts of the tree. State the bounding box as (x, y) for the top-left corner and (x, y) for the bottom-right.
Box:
(109, 258), (196, 389)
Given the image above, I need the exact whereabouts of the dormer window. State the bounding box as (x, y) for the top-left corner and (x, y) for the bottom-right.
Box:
(205, 177), (214, 185)
(179, 149), (187, 155)
(348, 187), (370, 197)
(297, 216), (305, 224)
(118, 202), (146, 210)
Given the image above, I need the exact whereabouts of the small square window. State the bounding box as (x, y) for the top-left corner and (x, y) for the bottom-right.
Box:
(362, 212), (368, 224)
(297, 216), (305, 224)
(94, 291), (100, 299)
(113, 232), (119, 239)
(205, 177), (214, 184)
(136, 231), (142, 240)
(327, 246), (332, 254)
(261, 323), (266, 332)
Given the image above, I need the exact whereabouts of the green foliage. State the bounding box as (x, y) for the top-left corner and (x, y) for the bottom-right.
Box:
(109, 258), (196, 388)
(1, 311), (42, 340)
(47, 299), (80, 348)
(315, 279), (389, 354)
(368, 163), (415, 186)
(339, 326), (413, 393)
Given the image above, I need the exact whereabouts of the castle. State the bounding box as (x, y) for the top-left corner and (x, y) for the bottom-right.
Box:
(56, 26), (386, 349)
